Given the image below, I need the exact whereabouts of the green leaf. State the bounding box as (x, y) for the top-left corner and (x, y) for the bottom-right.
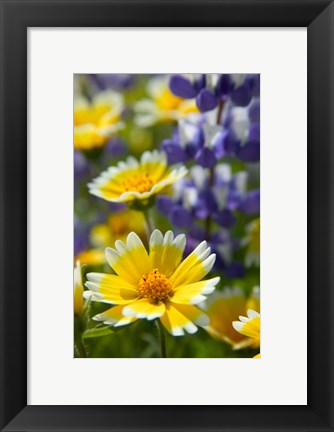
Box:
(82, 326), (115, 339)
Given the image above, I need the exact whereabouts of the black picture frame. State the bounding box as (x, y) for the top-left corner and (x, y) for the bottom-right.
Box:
(1, 1), (333, 431)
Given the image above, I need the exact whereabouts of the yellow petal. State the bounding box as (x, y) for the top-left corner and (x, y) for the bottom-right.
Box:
(74, 248), (105, 266)
(204, 288), (248, 344)
(85, 273), (137, 305)
(140, 150), (167, 180)
(93, 305), (138, 327)
(74, 124), (107, 150)
(233, 310), (260, 342)
(171, 303), (210, 326)
(169, 241), (216, 286)
(159, 302), (198, 336)
(74, 261), (84, 315)
(88, 151), (187, 203)
(149, 230), (186, 277)
(239, 317), (260, 339)
(122, 299), (166, 320)
(106, 232), (150, 285)
(171, 277), (219, 305)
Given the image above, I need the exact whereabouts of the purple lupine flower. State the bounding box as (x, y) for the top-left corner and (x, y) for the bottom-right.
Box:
(157, 195), (174, 216)
(170, 205), (194, 227)
(169, 74), (205, 99)
(107, 202), (126, 213)
(224, 104), (260, 163)
(195, 146), (217, 168)
(249, 98), (260, 123)
(214, 208), (237, 228)
(74, 150), (90, 179)
(157, 164), (251, 231)
(74, 219), (90, 256)
(196, 88), (218, 112)
(195, 189), (218, 219)
(194, 124), (224, 168)
(238, 189), (260, 214)
(209, 231), (245, 278)
(91, 74), (135, 91)
(105, 137), (128, 157)
(161, 138), (188, 164)
(169, 75), (198, 98)
(169, 74), (221, 113)
(161, 116), (203, 164)
(169, 74), (260, 113)
(224, 261), (245, 279)
(229, 74), (253, 107)
(161, 96), (260, 165)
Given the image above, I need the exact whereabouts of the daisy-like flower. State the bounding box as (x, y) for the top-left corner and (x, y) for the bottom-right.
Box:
(74, 89), (124, 151)
(74, 261), (84, 315)
(84, 229), (220, 336)
(233, 309), (260, 356)
(88, 150), (188, 205)
(204, 286), (260, 347)
(90, 209), (146, 248)
(134, 76), (199, 127)
(74, 249), (106, 267)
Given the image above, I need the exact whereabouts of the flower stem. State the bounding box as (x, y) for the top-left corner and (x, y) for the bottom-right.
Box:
(156, 319), (167, 358)
(74, 314), (88, 358)
(142, 207), (154, 237)
(216, 99), (225, 124)
(75, 337), (87, 358)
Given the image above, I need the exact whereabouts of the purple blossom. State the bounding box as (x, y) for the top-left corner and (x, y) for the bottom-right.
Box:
(105, 137), (128, 157)
(169, 74), (260, 114)
(74, 150), (90, 179)
(92, 74), (135, 91)
(238, 190), (260, 214)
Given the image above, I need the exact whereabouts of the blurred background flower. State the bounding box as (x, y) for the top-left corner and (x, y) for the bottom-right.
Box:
(134, 75), (199, 127)
(74, 261), (84, 316)
(88, 150), (188, 206)
(74, 88), (124, 152)
(204, 286), (260, 347)
(233, 308), (261, 357)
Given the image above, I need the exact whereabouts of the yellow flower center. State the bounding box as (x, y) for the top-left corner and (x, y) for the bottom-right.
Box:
(138, 269), (174, 303)
(123, 173), (154, 193)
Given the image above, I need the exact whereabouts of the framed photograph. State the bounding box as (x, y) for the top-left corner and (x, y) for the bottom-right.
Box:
(1, 0), (333, 431)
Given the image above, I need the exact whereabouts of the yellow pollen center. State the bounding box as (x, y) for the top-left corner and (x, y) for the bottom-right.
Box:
(123, 173), (154, 193)
(138, 269), (173, 303)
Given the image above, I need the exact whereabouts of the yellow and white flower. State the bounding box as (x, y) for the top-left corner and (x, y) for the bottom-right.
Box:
(74, 249), (106, 267)
(204, 286), (260, 348)
(84, 229), (220, 336)
(88, 150), (188, 204)
(74, 261), (84, 315)
(74, 90), (124, 151)
(134, 76), (199, 127)
(233, 309), (260, 356)
(90, 209), (146, 248)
